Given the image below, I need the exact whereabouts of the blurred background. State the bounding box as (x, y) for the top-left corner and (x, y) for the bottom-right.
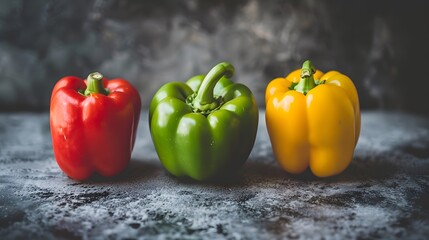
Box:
(1, 0), (428, 115)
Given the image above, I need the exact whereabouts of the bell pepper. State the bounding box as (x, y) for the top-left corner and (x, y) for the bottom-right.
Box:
(50, 72), (141, 180)
(149, 62), (259, 181)
(265, 60), (360, 177)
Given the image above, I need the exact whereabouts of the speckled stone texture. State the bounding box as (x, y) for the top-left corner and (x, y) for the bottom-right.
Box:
(0, 111), (428, 239)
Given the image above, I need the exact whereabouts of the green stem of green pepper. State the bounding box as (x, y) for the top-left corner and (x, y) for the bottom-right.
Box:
(84, 72), (109, 96)
(192, 62), (234, 112)
(294, 60), (317, 95)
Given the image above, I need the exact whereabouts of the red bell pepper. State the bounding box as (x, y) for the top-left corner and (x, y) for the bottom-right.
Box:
(50, 72), (141, 180)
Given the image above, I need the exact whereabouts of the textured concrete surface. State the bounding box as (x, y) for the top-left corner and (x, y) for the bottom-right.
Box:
(0, 111), (429, 239)
(1, 0), (429, 115)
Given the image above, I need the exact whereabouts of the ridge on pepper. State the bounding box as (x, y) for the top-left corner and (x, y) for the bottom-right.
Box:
(50, 72), (141, 180)
(149, 62), (259, 181)
(265, 60), (360, 177)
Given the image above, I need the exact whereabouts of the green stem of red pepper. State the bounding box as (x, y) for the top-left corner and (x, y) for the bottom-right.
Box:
(84, 72), (109, 96)
(192, 62), (234, 112)
(294, 60), (317, 95)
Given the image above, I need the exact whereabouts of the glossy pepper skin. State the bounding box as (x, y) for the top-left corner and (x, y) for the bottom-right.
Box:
(50, 72), (141, 180)
(265, 60), (360, 177)
(149, 62), (258, 181)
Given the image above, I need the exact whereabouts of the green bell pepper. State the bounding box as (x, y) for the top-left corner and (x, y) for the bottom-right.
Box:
(149, 62), (259, 181)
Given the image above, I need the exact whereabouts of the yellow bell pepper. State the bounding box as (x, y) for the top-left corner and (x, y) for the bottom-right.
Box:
(265, 60), (360, 177)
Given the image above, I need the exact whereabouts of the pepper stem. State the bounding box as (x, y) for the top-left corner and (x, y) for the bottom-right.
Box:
(192, 62), (234, 112)
(84, 72), (108, 96)
(294, 60), (317, 95)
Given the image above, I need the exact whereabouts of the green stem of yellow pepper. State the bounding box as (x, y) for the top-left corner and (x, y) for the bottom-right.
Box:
(192, 62), (234, 112)
(294, 60), (317, 95)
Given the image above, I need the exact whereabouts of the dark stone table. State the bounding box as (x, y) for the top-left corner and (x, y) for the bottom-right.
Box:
(1, 111), (428, 239)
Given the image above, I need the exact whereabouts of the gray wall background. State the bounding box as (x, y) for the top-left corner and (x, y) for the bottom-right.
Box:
(1, 0), (429, 115)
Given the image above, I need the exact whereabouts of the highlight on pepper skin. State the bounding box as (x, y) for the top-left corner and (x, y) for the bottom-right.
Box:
(50, 72), (141, 180)
(149, 62), (259, 181)
(265, 60), (360, 177)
